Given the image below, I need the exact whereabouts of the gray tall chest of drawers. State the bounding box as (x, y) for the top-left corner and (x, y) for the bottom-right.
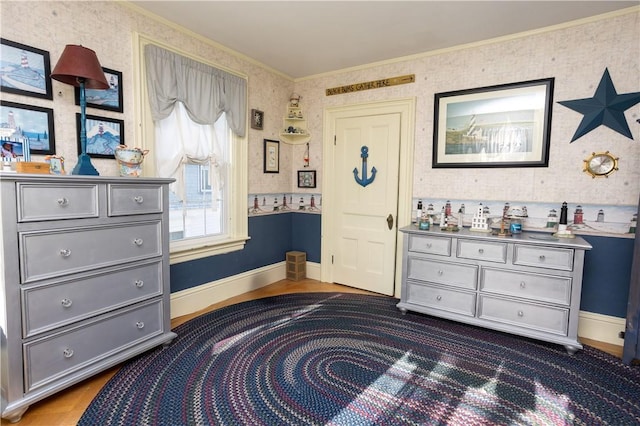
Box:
(398, 225), (592, 354)
(0, 174), (176, 422)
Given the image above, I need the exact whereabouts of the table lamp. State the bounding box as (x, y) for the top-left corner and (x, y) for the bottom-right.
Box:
(51, 45), (109, 175)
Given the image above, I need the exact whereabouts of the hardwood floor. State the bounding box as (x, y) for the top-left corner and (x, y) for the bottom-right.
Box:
(1, 279), (622, 425)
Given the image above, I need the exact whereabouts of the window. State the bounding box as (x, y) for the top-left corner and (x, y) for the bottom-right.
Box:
(199, 165), (212, 193)
(135, 34), (248, 263)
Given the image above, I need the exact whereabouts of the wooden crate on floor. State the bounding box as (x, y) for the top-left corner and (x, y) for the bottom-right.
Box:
(286, 251), (306, 281)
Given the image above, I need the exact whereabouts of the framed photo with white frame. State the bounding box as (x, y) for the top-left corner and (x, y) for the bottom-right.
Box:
(432, 78), (554, 168)
(263, 139), (279, 173)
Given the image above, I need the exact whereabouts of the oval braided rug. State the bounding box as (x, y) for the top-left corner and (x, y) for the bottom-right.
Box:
(79, 293), (640, 425)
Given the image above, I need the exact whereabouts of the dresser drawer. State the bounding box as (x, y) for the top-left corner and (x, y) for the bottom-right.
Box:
(457, 239), (507, 263)
(17, 183), (99, 222)
(480, 268), (572, 305)
(23, 299), (164, 393)
(22, 261), (163, 338)
(406, 281), (476, 317)
(108, 184), (163, 216)
(20, 221), (162, 283)
(407, 256), (477, 290)
(478, 295), (569, 336)
(513, 245), (574, 271)
(408, 234), (451, 256)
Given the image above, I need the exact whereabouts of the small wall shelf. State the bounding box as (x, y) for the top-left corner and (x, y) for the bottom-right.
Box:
(280, 105), (311, 145)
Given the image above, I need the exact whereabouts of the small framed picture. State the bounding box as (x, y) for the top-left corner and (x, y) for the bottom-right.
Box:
(251, 109), (264, 130)
(297, 170), (316, 188)
(76, 113), (124, 158)
(75, 67), (123, 113)
(45, 155), (65, 175)
(263, 139), (279, 173)
(0, 38), (53, 100)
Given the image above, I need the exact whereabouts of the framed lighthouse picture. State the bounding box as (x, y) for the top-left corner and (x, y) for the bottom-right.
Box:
(75, 67), (123, 113)
(0, 39), (53, 100)
(432, 78), (553, 169)
(76, 113), (124, 158)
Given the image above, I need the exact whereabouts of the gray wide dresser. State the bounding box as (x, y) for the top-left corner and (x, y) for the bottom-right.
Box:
(0, 173), (176, 422)
(398, 225), (592, 354)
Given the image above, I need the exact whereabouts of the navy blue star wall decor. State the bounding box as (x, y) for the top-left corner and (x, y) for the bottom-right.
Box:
(558, 68), (640, 142)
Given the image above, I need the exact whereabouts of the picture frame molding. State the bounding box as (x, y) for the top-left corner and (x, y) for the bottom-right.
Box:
(75, 67), (123, 113)
(76, 113), (124, 158)
(251, 109), (264, 130)
(432, 77), (554, 168)
(0, 38), (53, 100)
(263, 138), (279, 173)
(297, 170), (317, 188)
(0, 100), (56, 155)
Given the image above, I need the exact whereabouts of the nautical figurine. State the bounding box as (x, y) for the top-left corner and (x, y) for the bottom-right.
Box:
(629, 213), (637, 234)
(574, 206), (584, 225)
(546, 209), (558, 228)
(596, 209), (605, 222)
(416, 200), (423, 224)
(554, 202), (575, 238)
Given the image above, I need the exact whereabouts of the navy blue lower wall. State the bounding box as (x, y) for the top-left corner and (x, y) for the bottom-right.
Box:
(170, 213), (320, 292)
(580, 235), (634, 317)
(171, 214), (634, 319)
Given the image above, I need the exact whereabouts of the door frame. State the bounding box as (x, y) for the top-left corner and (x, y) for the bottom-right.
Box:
(321, 98), (416, 298)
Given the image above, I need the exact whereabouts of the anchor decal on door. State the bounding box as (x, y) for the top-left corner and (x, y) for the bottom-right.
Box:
(353, 146), (377, 187)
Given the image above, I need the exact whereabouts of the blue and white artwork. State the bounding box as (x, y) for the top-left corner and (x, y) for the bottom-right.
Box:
(0, 39), (52, 99)
(77, 114), (124, 158)
(0, 101), (55, 155)
(77, 67), (123, 113)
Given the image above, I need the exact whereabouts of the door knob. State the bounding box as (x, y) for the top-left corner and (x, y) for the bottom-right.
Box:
(387, 214), (394, 230)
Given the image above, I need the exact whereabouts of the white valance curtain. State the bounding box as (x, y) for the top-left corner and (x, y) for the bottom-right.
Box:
(144, 45), (246, 202)
(144, 44), (246, 135)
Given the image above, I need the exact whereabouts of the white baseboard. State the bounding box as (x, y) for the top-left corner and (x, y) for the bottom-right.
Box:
(170, 261), (321, 318)
(578, 311), (625, 346)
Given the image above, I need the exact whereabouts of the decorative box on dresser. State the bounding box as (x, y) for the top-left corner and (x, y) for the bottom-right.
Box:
(0, 173), (176, 422)
(397, 225), (592, 354)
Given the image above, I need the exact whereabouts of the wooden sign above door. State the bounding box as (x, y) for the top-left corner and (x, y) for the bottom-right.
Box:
(326, 74), (415, 96)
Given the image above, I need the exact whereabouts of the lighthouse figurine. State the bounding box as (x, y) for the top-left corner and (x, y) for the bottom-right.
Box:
(554, 202), (575, 238)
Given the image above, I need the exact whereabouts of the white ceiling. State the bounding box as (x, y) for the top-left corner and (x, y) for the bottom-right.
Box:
(129, 1), (638, 79)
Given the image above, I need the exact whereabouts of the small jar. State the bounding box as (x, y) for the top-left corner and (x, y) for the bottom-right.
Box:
(510, 218), (522, 234)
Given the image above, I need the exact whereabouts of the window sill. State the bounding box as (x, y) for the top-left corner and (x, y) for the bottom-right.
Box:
(169, 236), (250, 264)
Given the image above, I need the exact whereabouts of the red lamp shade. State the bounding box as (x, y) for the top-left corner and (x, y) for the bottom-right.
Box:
(51, 45), (109, 89)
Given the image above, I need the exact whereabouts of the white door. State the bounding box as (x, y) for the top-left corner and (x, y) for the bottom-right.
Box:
(330, 112), (401, 295)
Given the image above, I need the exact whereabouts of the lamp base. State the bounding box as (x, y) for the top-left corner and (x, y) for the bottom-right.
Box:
(71, 153), (99, 176)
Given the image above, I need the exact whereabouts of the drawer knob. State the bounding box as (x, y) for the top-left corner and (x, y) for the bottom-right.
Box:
(520, 281), (526, 289)
(426, 243), (432, 248)
(437, 269), (444, 276)
(136, 321), (145, 329)
(539, 255), (546, 261)
(135, 280), (144, 288)
(478, 248), (484, 254)
(436, 295), (442, 301)
(59, 248), (72, 258)
(133, 238), (144, 246)
(517, 310), (524, 317)
(57, 197), (69, 206)
(61, 298), (73, 308)
(63, 348), (74, 358)
(134, 196), (144, 204)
